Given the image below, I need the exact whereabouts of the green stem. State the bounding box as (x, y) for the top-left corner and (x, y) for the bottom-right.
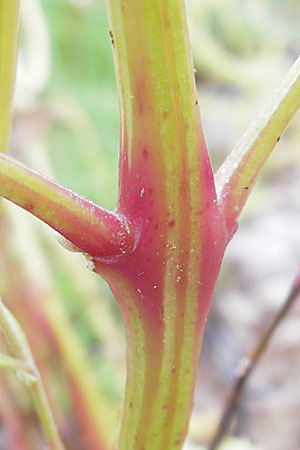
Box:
(0, 353), (36, 381)
(43, 293), (117, 449)
(102, 1), (226, 449)
(5, 203), (118, 449)
(0, 0), (20, 154)
(215, 55), (300, 235)
(0, 299), (65, 450)
(0, 153), (134, 258)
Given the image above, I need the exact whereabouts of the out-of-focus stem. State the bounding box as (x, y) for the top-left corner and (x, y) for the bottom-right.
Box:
(0, 0), (20, 154)
(0, 353), (36, 379)
(0, 299), (65, 450)
(44, 295), (117, 450)
(188, 18), (277, 92)
(4, 203), (117, 449)
(0, 380), (32, 450)
(208, 269), (300, 450)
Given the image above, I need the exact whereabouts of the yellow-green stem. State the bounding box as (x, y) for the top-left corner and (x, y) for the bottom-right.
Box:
(216, 54), (300, 235)
(102, 1), (226, 449)
(0, 0), (20, 154)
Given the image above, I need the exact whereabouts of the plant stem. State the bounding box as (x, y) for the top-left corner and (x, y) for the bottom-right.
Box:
(0, 153), (134, 258)
(215, 55), (300, 236)
(44, 292), (117, 449)
(100, 1), (227, 448)
(0, 353), (36, 379)
(208, 270), (300, 450)
(0, 299), (65, 450)
(0, 0), (20, 154)
(4, 203), (118, 449)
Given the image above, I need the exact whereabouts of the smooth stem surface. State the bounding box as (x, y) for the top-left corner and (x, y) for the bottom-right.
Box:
(0, 299), (65, 450)
(216, 55), (300, 235)
(0, 153), (134, 258)
(100, 1), (227, 449)
(0, 0), (20, 154)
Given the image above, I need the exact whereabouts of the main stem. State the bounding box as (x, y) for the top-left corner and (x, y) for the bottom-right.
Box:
(98, 1), (227, 449)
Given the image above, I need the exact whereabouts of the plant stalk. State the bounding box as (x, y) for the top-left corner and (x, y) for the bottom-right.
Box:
(216, 55), (300, 235)
(0, 299), (65, 450)
(0, 153), (134, 258)
(100, 1), (227, 448)
(0, 0), (20, 154)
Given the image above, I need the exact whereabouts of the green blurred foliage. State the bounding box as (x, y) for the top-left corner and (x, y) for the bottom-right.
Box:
(42, 0), (119, 209)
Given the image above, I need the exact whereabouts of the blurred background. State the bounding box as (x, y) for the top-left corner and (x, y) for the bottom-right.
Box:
(1, 0), (300, 449)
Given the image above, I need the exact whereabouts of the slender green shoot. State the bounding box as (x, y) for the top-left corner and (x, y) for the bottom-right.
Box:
(0, 298), (65, 450)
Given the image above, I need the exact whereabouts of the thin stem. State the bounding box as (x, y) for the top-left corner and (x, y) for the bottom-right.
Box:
(43, 292), (117, 449)
(215, 55), (300, 236)
(4, 203), (118, 449)
(0, 353), (36, 381)
(208, 270), (300, 450)
(0, 153), (134, 258)
(0, 298), (65, 450)
(30, 381), (65, 450)
(0, 0), (20, 154)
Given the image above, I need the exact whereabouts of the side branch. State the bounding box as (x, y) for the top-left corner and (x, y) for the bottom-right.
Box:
(0, 153), (134, 258)
(215, 55), (300, 236)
